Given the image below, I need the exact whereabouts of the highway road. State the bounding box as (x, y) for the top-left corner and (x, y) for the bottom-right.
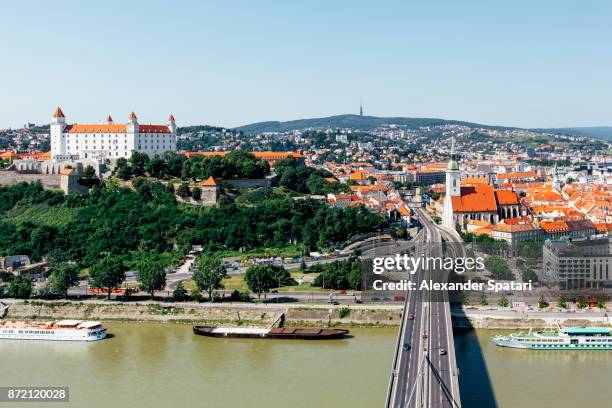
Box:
(387, 208), (461, 408)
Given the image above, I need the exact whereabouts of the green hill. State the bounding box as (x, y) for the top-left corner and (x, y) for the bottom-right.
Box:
(235, 114), (518, 134)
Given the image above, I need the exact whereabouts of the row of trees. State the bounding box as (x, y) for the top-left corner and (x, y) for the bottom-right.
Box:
(113, 150), (270, 182)
(114, 151), (186, 180)
(182, 150), (270, 181)
(2, 254), (297, 302)
(309, 259), (362, 290)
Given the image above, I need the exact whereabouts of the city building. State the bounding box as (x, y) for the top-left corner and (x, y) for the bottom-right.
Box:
(50, 107), (176, 161)
(542, 238), (611, 289)
(491, 223), (542, 252)
(415, 170), (445, 185)
(188, 176), (220, 205)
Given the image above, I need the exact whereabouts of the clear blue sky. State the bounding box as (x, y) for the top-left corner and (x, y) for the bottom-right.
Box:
(1, 0), (610, 129)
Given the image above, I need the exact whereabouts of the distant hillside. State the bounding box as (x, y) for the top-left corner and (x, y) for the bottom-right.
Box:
(235, 114), (518, 134)
(532, 127), (612, 141)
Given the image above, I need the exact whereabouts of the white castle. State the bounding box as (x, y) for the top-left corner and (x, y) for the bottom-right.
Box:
(50, 107), (177, 161)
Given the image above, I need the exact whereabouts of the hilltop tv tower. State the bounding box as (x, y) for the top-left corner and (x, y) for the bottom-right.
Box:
(359, 97), (363, 116)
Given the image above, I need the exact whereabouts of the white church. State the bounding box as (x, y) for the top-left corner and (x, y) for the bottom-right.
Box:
(50, 107), (177, 161)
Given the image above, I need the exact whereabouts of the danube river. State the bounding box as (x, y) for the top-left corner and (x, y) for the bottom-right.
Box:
(2, 324), (611, 407)
(455, 329), (612, 408)
(0, 323), (396, 408)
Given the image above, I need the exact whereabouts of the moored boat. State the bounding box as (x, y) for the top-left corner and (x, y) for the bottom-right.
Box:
(193, 325), (349, 340)
(492, 325), (612, 350)
(0, 319), (107, 341)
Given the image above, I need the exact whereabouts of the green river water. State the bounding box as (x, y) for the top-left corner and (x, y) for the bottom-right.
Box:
(1, 324), (611, 407)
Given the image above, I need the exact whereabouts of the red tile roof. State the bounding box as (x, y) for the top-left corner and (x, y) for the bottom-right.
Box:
(202, 176), (217, 186)
(496, 171), (538, 180)
(451, 185), (497, 213)
(139, 125), (171, 133)
(461, 177), (488, 186)
(540, 220), (568, 233)
(494, 189), (519, 205)
(53, 107), (65, 118)
(65, 124), (127, 133)
(64, 124), (170, 133)
(493, 223), (537, 233)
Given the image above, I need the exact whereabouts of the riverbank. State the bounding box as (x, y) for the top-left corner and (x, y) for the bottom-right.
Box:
(3, 299), (611, 329)
(453, 307), (612, 329)
(2, 299), (403, 327)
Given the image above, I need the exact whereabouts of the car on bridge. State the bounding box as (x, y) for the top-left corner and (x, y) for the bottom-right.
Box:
(403, 341), (411, 351)
(408, 313), (415, 320)
(439, 348), (447, 355)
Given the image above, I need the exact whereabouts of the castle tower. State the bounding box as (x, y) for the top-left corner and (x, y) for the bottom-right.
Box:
(106, 115), (113, 124)
(127, 111), (138, 133)
(168, 114), (176, 134)
(443, 138), (461, 229)
(50, 107), (67, 158)
(125, 112), (138, 154)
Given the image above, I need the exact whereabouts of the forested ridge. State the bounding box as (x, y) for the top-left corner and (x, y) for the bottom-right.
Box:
(0, 181), (385, 269)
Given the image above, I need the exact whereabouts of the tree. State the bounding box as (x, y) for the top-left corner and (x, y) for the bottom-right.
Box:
(192, 187), (202, 201)
(518, 240), (543, 259)
(138, 259), (167, 299)
(312, 259), (361, 290)
(50, 263), (79, 298)
(177, 183), (191, 198)
(145, 154), (167, 178)
(484, 256), (514, 280)
(244, 265), (292, 299)
(557, 297), (568, 309)
(537, 295), (549, 309)
(7, 276), (32, 299)
(115, 158), (132, 180)
(83, 165), (96, 179)
(576, 299), (588, 309)
(192, 255), (226, 300)
(130, 151), (149, 177)
(498, 294), (509, 308)
(90, 256), (125, 300)
(173, 281), (188, 301)
(478, 293), (488, 306)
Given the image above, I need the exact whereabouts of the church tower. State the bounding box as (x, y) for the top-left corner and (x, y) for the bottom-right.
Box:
(443, 138), (461, 229)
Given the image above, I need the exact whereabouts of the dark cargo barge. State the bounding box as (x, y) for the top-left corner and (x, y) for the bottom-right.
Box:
(193, 325), (349, 340)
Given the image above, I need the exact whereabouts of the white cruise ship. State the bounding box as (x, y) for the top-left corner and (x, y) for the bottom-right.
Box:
(492, 325), (612, 350)
(0, 319), (107, 341)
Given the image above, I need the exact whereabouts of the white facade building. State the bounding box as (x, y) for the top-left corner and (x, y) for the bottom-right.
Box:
(50, 107), (176, 161)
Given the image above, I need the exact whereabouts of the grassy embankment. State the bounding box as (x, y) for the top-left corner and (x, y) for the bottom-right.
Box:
(4, 203), (79, 228)
(183, 271), (328, 293)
